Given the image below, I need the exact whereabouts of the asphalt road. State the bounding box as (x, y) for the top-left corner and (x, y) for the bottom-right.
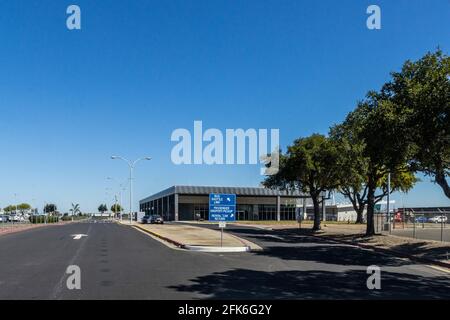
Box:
(0, 220), (449, 299)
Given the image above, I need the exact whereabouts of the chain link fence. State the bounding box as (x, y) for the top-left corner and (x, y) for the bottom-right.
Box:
(0, 214), (31, 234)
(375, 209), (450, 242)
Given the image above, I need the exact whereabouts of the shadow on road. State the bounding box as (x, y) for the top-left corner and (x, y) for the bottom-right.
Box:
(391, 242), (450, 262)
(226, 227), (409, 266)
(168, 268), (450, 299)
(254, 245), (409, 267)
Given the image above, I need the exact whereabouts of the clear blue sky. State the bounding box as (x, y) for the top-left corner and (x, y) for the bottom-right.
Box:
(0, 0), (449, 213)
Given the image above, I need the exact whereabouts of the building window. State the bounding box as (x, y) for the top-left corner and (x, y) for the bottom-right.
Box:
(194, 204), (209, 220)
(280, 204), (296, 220)
(258, 205), (277, 220)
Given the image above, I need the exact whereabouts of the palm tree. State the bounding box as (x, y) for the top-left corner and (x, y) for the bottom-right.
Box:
(70, 203), (81, 222)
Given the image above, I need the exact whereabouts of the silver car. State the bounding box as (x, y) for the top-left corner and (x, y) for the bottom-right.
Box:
(429, 216), (448, 223)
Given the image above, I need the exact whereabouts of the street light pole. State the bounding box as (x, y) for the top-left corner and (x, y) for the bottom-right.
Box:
(387, 172), (391, 234)
(129, 165), (133, 224)
(111, 156), (151, 224)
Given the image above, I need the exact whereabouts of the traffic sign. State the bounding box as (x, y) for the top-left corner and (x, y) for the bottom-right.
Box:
(209, 193), (236, 222)
(209, 193), (236, 206)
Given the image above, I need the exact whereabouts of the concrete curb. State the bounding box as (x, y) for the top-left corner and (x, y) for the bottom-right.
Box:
(312, 233), (450, 270)
(226, 232), (264, 251)
(131, 223), (255, 252)
(132, 224), (186, 248)
(183, 245), (251, 252)
(229, 223), (274, 231)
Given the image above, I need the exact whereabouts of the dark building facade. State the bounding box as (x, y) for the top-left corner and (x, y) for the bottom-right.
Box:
(139, 185), (307, 222)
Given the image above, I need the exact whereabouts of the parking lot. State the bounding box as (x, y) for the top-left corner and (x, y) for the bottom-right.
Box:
(0, 220), (31, 227)
(391, 226), (450, 242)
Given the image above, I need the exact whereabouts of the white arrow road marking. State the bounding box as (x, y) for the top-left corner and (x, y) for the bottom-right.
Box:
(71, 234), (88, 240)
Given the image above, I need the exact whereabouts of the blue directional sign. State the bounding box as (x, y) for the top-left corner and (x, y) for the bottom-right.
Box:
(209, 193), (236, 222)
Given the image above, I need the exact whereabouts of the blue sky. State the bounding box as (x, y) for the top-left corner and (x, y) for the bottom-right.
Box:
(0, 0), (449, 213)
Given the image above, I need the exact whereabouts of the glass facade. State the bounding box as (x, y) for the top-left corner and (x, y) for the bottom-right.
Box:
(280, 204), (296, 220)
(258, 205), (277, 220)
(140, 190), (304, 222)
(193, 204), (209, 220)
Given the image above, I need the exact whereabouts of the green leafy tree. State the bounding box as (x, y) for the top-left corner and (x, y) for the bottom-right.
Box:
(330, 121), (417, 224)
(44, 204), (57, 215)
(111, 204), (122, 214)
(3, 205), (16, 213)
(336, 92), (415, 236)
(379, 49), (450, 198)
(98, 204), (108, 214)
(263, 134), (341, 231)
(17, 203), (31, 214)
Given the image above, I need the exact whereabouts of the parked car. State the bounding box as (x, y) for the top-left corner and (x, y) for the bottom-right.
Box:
(11, 215), (25, 222)
(429, 216), (448, 223)
(142, 214), (164, 224)
(414, 216), (428, 223)
(0, 215), (10, 222)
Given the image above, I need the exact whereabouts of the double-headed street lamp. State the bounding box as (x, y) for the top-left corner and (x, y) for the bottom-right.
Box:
(110, 156), (151, 224)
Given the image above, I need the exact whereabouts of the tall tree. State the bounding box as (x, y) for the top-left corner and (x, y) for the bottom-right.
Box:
(44, 203), (57, 215)
(330, 122), (417, 224)
(263, 134), (341, 231)
(336, 92), (415, 236)
(70, 203), (81, 216)
(98, 204), (108, 214)
(380, 49), (450, 198)
(17, 203), (31, 214)
(3, 205), (16, 213)
(111, 204), (122, 214)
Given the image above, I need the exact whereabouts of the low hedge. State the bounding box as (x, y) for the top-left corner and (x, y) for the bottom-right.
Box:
(61, 215), (87, 221)
(29, 216), (59, 224)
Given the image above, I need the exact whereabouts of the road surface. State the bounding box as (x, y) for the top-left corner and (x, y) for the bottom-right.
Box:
(0, 220), (449, 299)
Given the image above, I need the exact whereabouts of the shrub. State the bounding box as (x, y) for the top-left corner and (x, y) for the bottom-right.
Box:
(29, 216), (60, 224)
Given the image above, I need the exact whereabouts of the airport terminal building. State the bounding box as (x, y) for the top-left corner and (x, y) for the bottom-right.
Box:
(139, 185), (308, 222)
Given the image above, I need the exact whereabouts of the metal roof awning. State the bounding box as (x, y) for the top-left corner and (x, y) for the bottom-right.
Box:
(139, 185), (307, 204)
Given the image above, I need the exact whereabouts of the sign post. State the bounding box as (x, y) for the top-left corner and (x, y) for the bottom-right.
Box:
(296, 207), (303, 229)
(209, 194), (236, 247)
(218, 221), (226, 246)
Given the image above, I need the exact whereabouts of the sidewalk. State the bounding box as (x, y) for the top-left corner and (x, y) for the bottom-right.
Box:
(119, 221), (262, 251)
